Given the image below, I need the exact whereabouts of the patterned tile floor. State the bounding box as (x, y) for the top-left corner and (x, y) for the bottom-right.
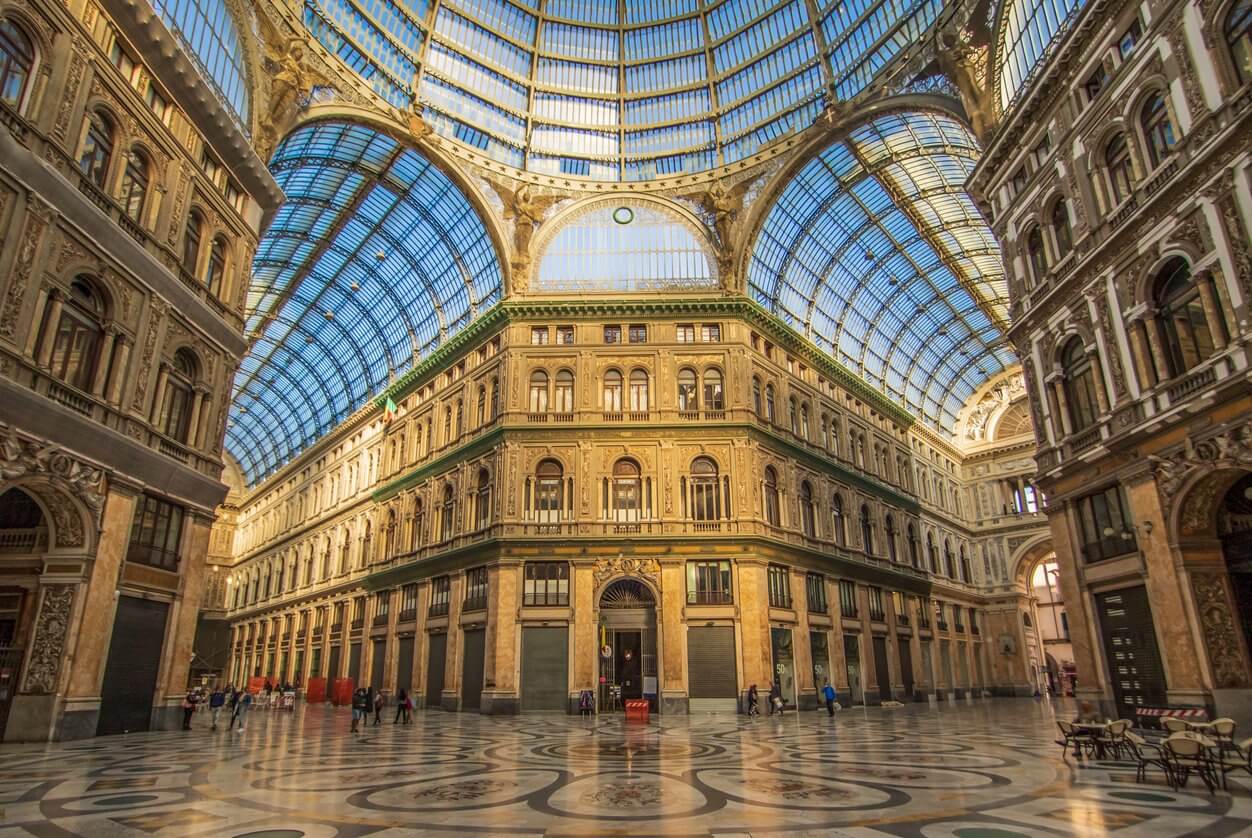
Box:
(1, 698), (1249, 837)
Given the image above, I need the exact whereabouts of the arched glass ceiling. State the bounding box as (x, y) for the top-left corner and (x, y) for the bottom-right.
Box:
(995, 0), (1089, 111)
(748, 110), (1014, 431)
(227, 121), (502, 485)
(150, 0), (250, 128)
(301, 0), (944, 181)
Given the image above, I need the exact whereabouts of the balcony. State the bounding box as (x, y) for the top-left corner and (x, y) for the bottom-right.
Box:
(955, 623), (965, 634)
(1068, 424), (1103, 454)
(398, 608), (417, 622)
(936, 620), (949, 631)
(330, 622), (343, 634)
(1166, 366), (1217, 403)
(350, 618), (363, 630)
(868, 609), (886, 622)
(463, 596), (487, 613)
(372, 613), (388, 626)
(0, 527), (47, 553)
(429, 602), (449, 618)
(896, 614), (910, 628)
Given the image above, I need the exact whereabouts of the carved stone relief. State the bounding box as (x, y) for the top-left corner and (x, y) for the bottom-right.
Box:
(132, 299), (167, 412)
(1192, 572), (1250, 688)
(22, 584), (75, 694)
(1150, 422), (1252, 534)
(0, 197), (54, 342)
(592, 555), (661, 592)
(51, 47), (85, 144)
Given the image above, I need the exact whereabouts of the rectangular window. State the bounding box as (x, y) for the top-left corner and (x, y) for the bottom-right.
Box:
(868, 586), (885, 621)
(524, 562), (569, 606)
(954, 605), (965, 632)
(1076, 485), (1137, 562)
(556, 325), (575, 345)
(126, 494), (185, 571)
(1010, 167), (1027, 194)
(1084, 64), (1109, 100)
(401, 583), (418, 618)
(676, 323), (695, 342)
(838, 580), (858, 618)
(333, 601), (345, 631)
(464, 566), (488, 611)
(686, 559), (732, 605)
(701, 323), (721, 342)
(892, 591), (909, 626)
(917, 597), (931, 628)
(768, 564), (792, 608)
(936, 601), (948, 630)
(1032, 135), (1051, 168)
(351, 596), (366, 628)
(628, 324), (648, 343)
(429, 576), (450, 617)
(805, 573), (827, 614)
(1118, 19), (1142, 58)
(530, 326), (549, 345)
(373, 590), (390, 625)
(604, 325), (621, 344)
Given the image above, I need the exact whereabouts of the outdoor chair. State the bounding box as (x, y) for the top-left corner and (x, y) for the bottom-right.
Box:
(1124, 731), (1171, 785)
(1056, 720), (1095, 759)
(1162, 717), (1189, 734)
(1097, 719), (1132, 760)
(1163, 732), (1219, 793)
(1212, 735), (1252, 791)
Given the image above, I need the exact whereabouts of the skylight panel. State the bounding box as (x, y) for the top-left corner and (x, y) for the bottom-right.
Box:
(542, 22), (619, 61)
(624, 18), (705, 60)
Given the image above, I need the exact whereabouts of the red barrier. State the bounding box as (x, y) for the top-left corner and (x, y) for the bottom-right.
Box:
(331, 677), (355, 706)
(247, 676), (266, 695)
(625, 699), (649, 723)
(305, 677), (327, 703)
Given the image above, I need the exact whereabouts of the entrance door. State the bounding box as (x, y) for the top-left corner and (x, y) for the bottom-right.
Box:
(872, 635), (892, 701)
(327, 645), (341, 683)
(425, 632), (447, 709)
(98, 596), (169, 735)
(771, 628), (795, 706)
(348, 642), (362, 685)
(1096, 586), (1166, 719)
(897, 637), (914, 699)
(598, 580), (658, 710)
(615, 630), (643, 699)
(521, 626), (568, 711)
(370, 639), (385, 691)
(843, 634), (862, 704)
(396, 636), (415, 695)
(688, 626), (738, 713)
(940, 640), (954, 694)
(462, 629), (485, 711)
(809, 631), (830, 695)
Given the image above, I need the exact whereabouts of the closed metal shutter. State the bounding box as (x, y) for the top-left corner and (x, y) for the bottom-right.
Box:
(370, 638), (385, 691)
(521, 626), (568, 712)
(425, 633), (447, 709)
(872, 635), (892, 701)
(897, 637), (914, 698)
(1096, 586), (1167, 718)
(327, 645), (341, 682)
(97, 597), (169, 735)
(348, 642), (362, 685)
(396, 636), (415, 695)
(688, 626), (738, 712)
(461, 629), (485, 712)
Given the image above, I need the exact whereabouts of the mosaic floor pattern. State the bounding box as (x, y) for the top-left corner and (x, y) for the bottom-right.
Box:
(1, 698), (1250, 836)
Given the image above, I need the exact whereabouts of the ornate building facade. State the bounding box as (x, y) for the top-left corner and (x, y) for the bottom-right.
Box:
(970, 0), (1252, 726)
(0, 0), (278, 739)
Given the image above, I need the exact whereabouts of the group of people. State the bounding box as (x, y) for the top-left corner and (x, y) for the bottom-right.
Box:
(182, 685), (255, 732)
(350, 687), (414, 732)
(746, 680), (840, 718)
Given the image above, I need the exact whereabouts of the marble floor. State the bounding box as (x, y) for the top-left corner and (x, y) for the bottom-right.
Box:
(1, 698), (1249, 837)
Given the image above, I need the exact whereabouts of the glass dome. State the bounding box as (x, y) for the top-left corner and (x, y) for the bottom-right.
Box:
(302, 0), (944, 180)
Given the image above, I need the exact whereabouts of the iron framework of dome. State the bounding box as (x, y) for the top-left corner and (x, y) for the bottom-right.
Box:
(302, 0), (945, 180)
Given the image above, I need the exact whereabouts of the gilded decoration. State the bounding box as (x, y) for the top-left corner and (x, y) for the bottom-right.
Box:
(961, 373), (1025, 441)
(1192, 572), (1250, 687)
(593, 555), (661, 592)
(495, 184), (557, 293)
(255, 9), (334, 161)
(22, 584), (75, 694)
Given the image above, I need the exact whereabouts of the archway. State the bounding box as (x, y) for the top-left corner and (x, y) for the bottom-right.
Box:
(0, 487), (46, 737)
(1217, 473), (1252, 679)
(597, 579), (657, 711)
(1026, 554), (1074, 696)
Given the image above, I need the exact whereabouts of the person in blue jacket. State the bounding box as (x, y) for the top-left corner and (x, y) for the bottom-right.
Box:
(822, 680), (837, 718)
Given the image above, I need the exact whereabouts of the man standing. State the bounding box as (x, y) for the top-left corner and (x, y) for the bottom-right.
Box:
(209, 686), (226, 731)
(822, 680), (837, 718)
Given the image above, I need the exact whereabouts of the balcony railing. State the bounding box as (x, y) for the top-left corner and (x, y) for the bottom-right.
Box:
(429, 601), (449, 617)
(896, 614), (910, 627)
(463, 596), (487, 612)
(1166, 366), (1216, 403)
(1069, 425), (1102, 453)
(372, 613), (388, 626)
(936, 620), (949, 631)
(48, 383), (93, 416)
(0, 528), (46, 552)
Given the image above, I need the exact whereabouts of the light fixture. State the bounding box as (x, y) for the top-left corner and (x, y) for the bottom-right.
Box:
(375, 249), (386, 261)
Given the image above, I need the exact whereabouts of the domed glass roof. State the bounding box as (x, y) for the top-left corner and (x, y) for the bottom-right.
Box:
(302, 0), (945, 180)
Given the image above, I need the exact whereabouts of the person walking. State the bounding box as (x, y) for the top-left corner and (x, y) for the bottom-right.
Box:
(746, 684), (760, 717)
(181, 689), (199, 730)
(231, 689), (252, 732)
(372, 688), (384, 726)
(768, 682), (783, 715)
(209, 686), (226, 731)
(822, 680), (837, 718)
(351, 688), (368, 733)
(394, 689), (412, 724)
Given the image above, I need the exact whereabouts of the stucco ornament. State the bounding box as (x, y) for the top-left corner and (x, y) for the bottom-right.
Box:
(22, 584), (75, 694)
(593, 554), (661, 591)
(1191, 572), (1250, 687)
(256, 11), (334, 160)
(1149, 423), (1252, 535)
(962, 373), (1026, 441)
(0, 426), (104, 548)
(495, 184), (557, 293)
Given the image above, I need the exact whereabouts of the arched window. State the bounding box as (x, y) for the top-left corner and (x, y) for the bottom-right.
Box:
(678, 367), (698, 412)
(799, 404), (810, 440)
(689, 457), (721, 521)
(831, 493), (845, 545)
(703, 368), (724, 411)
(1230, 0), (1252, 83)
(182, 210), (203, 275)
(885, 516), (898, 562)
(476, 384), (486, 426)
(788, 397), (799, 434)
(1140, 93), (1175, 169)
(554, 369), (574, 413)
(119, 149), (150, 224)
(1104, 134), (1134, 204)
(927, 532), (938, 573)
(47, 278), (104, 391)
(763, 466), (780, 526)
(944, 538), (955, 577)
(1061, 337), (1100, 431)
(1026, 225), (1048, 282)
(860, 505), (874, 555)
(528, 370), (549, 413)
(161, 348), (198, 442)
(907, 523), (920, 567)
(490, 377), (499, 420)
(1050, 199), (1072, 255)
(603, 369), (623, 412)
(79, 110), (115, 189)
(1155, 257), (1225, 376)
(409, 498), (423, 550)
(340, 527), (352, 573)
(610, 458), (642, 522)
(384, 509), (397, 559)
(799, 480), (815, 537)
(628, 368), (649, 412)
(475, 468), (491, 529)
(765, 384), (776, 423)
(439, 484), (456, 540)
(752, 376), (763, 416)
(534, 459), (564, 522)
(959, 545), (971, 582)
(204, 236), (227, 295)
(0, 19), (35, 110)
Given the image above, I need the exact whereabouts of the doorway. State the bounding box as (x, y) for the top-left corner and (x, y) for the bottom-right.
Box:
(771, 628), (795, 707)
(843, 633), (862, 705)
(598, 579), (657, 711)
(1219, 474), (1252, 664)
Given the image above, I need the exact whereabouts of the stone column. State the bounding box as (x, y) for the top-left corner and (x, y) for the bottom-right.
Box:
(411, 582), (429, 707)
(149, 363), (170, 425)
(883, 593), (903, 702)
(106, 336), (131, 405)
(195, 395), (213, 449)
(1088, 348), (1111, 415)
(857, 586), (878, 704)
(826, 578), (848, 694)
(1126, 318), (1157, 390)
(59, 484), (137, 739)
(185, 387), (206, 447)
(1142, 310), (1171, 381)
(23, 286), (48, 357)
(150, 512), (212, 730)
(382, 590), (400, 697)
(736, 560), (773, 710)
(908, 597), (928, 699)
(1196, 275), (1229, 350)
(659, 560), (688, 713)
(4, 580), (78, 742)
(481, 562), (519, 715)
(35, 290), (63, 368)
(89, 326), (116, 397)
(1047, 506), (1114, 714)
(790, 568), (815, 710)
(571, 564), (597, 708)
(440, 573), (464, 711)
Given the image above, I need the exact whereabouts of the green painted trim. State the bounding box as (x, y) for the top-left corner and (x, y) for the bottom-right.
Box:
(370, 297), (916, 429)
(372, 425), (506, 501)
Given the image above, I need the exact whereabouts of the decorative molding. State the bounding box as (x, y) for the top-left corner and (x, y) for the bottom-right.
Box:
(131, 299), (167, 411)
(1149, 422), (1252, 533)
(51, 47), (86, 143)
(593, 554), (661, 592)
(22, 584), (75, 694)
(0, 197), (54, 341)
(1192, 571), (1250, 688)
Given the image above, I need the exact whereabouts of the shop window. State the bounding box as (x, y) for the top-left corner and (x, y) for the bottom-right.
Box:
(1076, 484), (1137, 562)
(127, 493), (184, 571)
